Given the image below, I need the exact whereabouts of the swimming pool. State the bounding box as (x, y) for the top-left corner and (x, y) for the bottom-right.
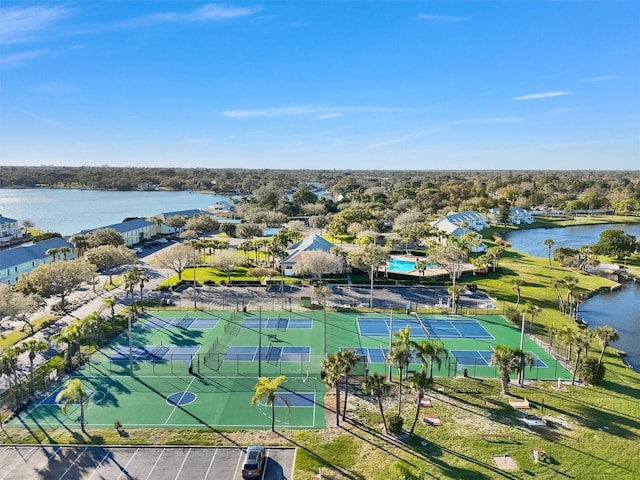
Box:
(387, 258), (416, 273)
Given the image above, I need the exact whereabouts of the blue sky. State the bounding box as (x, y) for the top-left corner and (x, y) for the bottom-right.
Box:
(1, 1), (638, 170)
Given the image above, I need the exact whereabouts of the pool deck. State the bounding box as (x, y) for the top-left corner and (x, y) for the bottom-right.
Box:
(387, 254), (475, 278)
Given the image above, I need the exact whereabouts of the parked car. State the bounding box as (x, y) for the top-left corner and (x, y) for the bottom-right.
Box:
(157, 237), (169, 244)
(242, 445), (266, 479)
(133, 247), (143, 254)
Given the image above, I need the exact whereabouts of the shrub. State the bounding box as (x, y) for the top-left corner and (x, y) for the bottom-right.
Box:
(387, 414), (404, 433)
(578, 356), (606, 385)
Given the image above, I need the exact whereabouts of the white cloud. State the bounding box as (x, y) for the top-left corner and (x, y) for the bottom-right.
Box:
(416, 14), (469, 24)
(222, 105), (410, 119)
(0, 49), (48, 68)
(510, 91), (572, 101)
(317, 113), (343, 120)
(0, 5), (71, 44)
(148, 4), (262, 24)
(580, 75), (620, 82)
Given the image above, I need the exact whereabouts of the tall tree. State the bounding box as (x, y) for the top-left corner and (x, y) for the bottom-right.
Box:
(512, 348), (535, 387)
(511, 278), (524, 311)
(155, 244), (199, 280)
(412, 339), (448, 380)
(51, 323), (82, 372)
(346, 244), (390, 310)
(362, 372), (391, 434)
(543, 238), (555, 266)
(387, 344), (412, 414)
(592, 229), (638, 260)
(250, 375), (287, 432)
(593, 326), (619, 366)
(293, 250), (343, 282)
(447, 284), (465, 314)
(17, 338), (48, 395)
(56, 378), (88, 431)
(14, 259), (95, 312)
(407, 371), (433, 436)
(338, 349), (360, 422)
(426, 245), (468, 286)
(101, 295), (118, 337)
(571, 330), (591, 386)
(321, 353), (344, 425)
(86, 228), (125, 248)
(491, 345), (517, 395)
(84, 245), (138, 284)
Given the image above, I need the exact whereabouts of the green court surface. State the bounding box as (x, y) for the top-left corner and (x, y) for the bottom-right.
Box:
(9, 310), (570, 431)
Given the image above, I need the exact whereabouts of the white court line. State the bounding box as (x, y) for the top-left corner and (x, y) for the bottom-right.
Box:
(59, 446), (88, 479)
(173, 448), (191, 480)
(164, 376), (197, 425)
(144, 448), (165, 480)
(203, 448), (218, 480)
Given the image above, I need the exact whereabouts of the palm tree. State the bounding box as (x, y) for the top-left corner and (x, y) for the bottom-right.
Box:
(337, 349), (360, 421)
(56, 378), (88, 431)
(387, 344), (412, 414)
(571, 330), (591, 386)
(51, 323), (82, 372)
(0, 346), (20, 389)
(362, 372), (391, 434)
(563, 276), (579, 318)
(18, 338), (48, 395)
(447, 284), (465, 314)
(45, 247), (60, 262)
(250, 375), (287, 432)
(122, 267), (144, 315)
(512, 348), (535, 387)
(101, 295), (118, 338)
(511, 278), (524, 310)
(137, 269), (150, 308)
(593, 326), (619, 366)
(412, 339), (448, 380)
(522, 300), (542, 329)
(407, 371), (433, 436)
(491, 345), (517, 395)
(321, 353), (344, 425)
(558, 325), (577, 362)
(543, 238), (555, 266)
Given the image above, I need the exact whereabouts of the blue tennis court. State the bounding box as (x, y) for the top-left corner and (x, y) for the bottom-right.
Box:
(339, 346), (420, 365)
(141, 316), (219, 329)
(106, 345), (199, 361)
(242, 317), (313, 329)
(451, 350), (548, 368)
(357, 316), (493, 339)
(225, 346), (311, 362)
(274, 392), (316, 407)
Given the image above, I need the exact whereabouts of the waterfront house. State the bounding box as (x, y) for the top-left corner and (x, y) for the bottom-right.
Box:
(281, 233), (336, 276)
(432, 211), (490, 232)
(486, 207), (534, 225)
(80, 219), (157, 247)
(0, 215), (24, 247)
(0, 237), (75, 285)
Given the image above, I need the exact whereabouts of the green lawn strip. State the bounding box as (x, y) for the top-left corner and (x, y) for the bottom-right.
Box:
(0, 314), (60, 348)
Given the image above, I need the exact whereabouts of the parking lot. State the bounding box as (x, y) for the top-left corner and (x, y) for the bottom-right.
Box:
(0, 445), (294, 480)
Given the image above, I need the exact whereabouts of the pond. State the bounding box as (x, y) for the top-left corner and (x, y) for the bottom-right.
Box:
(505, 224), (640, 370)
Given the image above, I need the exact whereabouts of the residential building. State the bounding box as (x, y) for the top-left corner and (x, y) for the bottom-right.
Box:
(80, 219), (157, 247)
(0, 215), (24, 247)
(486, 207), (534, 225)
(281, 233), (336, 276)
(0, 237), (76, 285)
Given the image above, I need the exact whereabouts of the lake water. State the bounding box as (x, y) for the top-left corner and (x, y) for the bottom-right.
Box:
(506, 224), (640, 370)
(0, 188), (230, 236)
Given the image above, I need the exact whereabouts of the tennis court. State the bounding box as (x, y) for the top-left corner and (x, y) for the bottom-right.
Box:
(357, 316), (493, 339)
(7, 309), (570, 433)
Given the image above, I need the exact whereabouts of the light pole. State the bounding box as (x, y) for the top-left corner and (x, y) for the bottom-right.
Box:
(388, 310), (394, 381)
(258, 304), (262, 377)
(323, 301), (327, 354)
(519, 312), (526, 350)
(128, 310), (133, 376)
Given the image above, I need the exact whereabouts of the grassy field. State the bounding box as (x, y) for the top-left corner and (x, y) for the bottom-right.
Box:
(2, 222), (639, 479)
